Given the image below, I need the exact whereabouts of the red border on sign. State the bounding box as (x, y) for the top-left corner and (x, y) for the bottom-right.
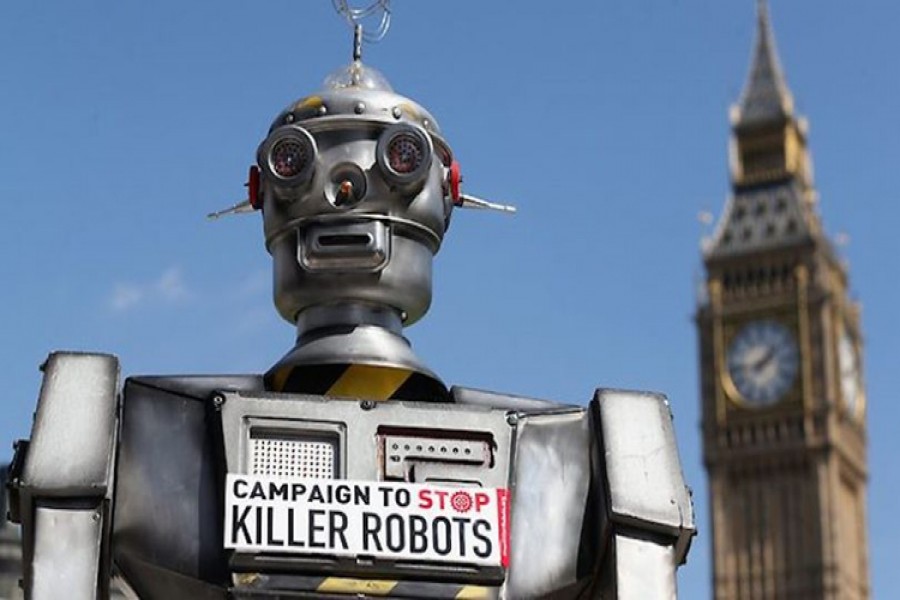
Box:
(497, 489), (510, 568)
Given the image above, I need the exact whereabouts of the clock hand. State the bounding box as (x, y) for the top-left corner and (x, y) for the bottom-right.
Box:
(750, 347), (776, 372)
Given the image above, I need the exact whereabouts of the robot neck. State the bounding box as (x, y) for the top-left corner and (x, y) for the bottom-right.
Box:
(263, 302), (448, 402)
(296, 303), (404, 336)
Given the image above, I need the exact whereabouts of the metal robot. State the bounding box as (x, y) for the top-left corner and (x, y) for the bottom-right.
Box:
(7, 4), (695, 599)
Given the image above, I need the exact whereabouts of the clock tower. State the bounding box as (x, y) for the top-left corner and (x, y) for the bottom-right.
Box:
(696, 2), (870, 598)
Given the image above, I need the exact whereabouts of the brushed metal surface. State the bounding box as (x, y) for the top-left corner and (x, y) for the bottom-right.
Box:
(22, 352), (119, 495)
(594, 389), (695, 564)
(272, 229), (434, 325)
(32, 503), (103, 600)
(506, 409), (597, 598)
(608, 534), (678, 599)
(112, 376), (261, 594)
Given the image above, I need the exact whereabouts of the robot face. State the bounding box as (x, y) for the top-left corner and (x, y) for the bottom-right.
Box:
(257, 63), (455, 325)
(258, 121), (438, 214)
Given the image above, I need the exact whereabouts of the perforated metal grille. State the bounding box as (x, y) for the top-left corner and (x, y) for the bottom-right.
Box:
(270, 138), (309, 178)
(249, 435), (336, 479)
(387, 133), (424, 174)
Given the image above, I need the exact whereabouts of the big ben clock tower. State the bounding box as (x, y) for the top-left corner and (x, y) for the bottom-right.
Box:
(697, 2), (870, 598)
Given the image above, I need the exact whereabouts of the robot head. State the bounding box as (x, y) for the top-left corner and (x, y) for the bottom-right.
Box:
(255, 61), (455, 327)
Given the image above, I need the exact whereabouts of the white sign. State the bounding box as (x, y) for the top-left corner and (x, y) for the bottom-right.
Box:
(224, 474), (510, 568)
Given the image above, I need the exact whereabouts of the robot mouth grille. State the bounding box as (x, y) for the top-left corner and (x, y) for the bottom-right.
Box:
(249, 434), (337, 479)
(271, 139), (309, 179)
(387, 134), (424, 175)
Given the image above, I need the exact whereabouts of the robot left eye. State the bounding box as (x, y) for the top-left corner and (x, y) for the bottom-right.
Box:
(376, 123), (433, 188)
(258, 125), (318, 191)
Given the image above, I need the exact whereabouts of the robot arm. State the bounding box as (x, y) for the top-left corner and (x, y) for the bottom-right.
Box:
(8, 352), (119, 600)
(591, 389), (695, 598)
(455, 386), (695, 599)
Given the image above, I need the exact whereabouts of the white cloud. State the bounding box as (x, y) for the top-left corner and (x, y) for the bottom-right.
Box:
(156, 267), (189, 302)
(110, 283), (144, 312)
(108, 266), (192, 313)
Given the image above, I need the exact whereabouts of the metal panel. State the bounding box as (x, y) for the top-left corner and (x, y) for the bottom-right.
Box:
(505, 408), (597, 599)
(23, 352), (119, 495)
(217, 393), (513, 488)
(593, 388), (695, 561)
(31, 503), (103, 600)
(597, 388), (686, 526)
(216, 393), (512, 586)
(449, 387), (563, 411)
(113, 377), (248, 589)
(608, 534), (678, 600)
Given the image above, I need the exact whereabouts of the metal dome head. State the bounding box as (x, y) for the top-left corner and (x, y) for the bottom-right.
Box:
(256, 61), (455, 328)
(266, 61), (448, 147)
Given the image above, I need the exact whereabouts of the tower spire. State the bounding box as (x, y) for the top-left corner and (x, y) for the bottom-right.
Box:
(706, 0), (821, 259)
(733, 0), (794, 126)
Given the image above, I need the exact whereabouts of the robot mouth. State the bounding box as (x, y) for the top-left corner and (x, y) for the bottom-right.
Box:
(298, 220), (390, 273)
(317, 233), (372, 247)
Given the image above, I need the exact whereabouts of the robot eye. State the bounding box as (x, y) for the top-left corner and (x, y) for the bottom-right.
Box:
(259, 126), (317, 187)
(271, 138), (309, 178)
(376, 124), (433, 187)
(387, 134), (424, 174)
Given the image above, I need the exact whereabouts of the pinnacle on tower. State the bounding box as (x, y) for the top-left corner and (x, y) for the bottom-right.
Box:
(733, 0), (794, 126)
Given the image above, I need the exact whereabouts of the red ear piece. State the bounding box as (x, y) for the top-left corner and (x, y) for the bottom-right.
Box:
(448, 160), (462, 205)
(247, 165), (261, 210)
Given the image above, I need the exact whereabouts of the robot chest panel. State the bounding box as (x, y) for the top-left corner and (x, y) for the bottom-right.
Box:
(114, 384), (596, 598)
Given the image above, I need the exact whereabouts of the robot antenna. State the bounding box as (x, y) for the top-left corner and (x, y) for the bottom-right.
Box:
(332, 0), (391, 59)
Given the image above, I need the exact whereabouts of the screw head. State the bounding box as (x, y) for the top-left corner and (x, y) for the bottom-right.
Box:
(211, 394), (226, 410)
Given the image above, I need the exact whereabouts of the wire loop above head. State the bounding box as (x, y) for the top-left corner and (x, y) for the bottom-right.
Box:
(332, 0), (392, 43)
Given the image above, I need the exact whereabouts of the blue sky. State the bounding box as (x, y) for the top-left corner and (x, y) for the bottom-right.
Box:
(1, 1), (898, 597)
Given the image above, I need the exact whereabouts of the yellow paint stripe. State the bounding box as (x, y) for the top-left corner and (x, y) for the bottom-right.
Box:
(317, 577), (397, 595)
(234, 573), (260, 586)
(326, 365), (412, 400)
(295, 95), (323, 110)
(271, 366), (292, 393)
(455, 586), (492, 600)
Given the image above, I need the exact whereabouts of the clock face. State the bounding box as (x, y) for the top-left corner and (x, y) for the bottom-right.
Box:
(726, 320), (799, 406)
(838, 332), (861, 414)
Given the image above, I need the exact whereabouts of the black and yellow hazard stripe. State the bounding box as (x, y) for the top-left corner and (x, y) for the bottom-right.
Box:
(317, 578), (495, 598)
(234, 573), (496, 599)
(265, 363), (449, 402)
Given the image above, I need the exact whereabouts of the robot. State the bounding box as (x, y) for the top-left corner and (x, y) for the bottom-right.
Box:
(6, 5), (694, 599)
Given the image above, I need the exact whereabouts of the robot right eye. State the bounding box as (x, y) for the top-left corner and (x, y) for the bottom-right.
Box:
(375, 123), (433, 190)
(258, 126), (318, 190)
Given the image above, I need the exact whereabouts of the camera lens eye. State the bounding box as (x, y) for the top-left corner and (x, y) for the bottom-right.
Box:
(259, 126), (317, 188)
(387, 133), (424, 175)
(376, 124), (433, 187)
(271, 138), (309, 178)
